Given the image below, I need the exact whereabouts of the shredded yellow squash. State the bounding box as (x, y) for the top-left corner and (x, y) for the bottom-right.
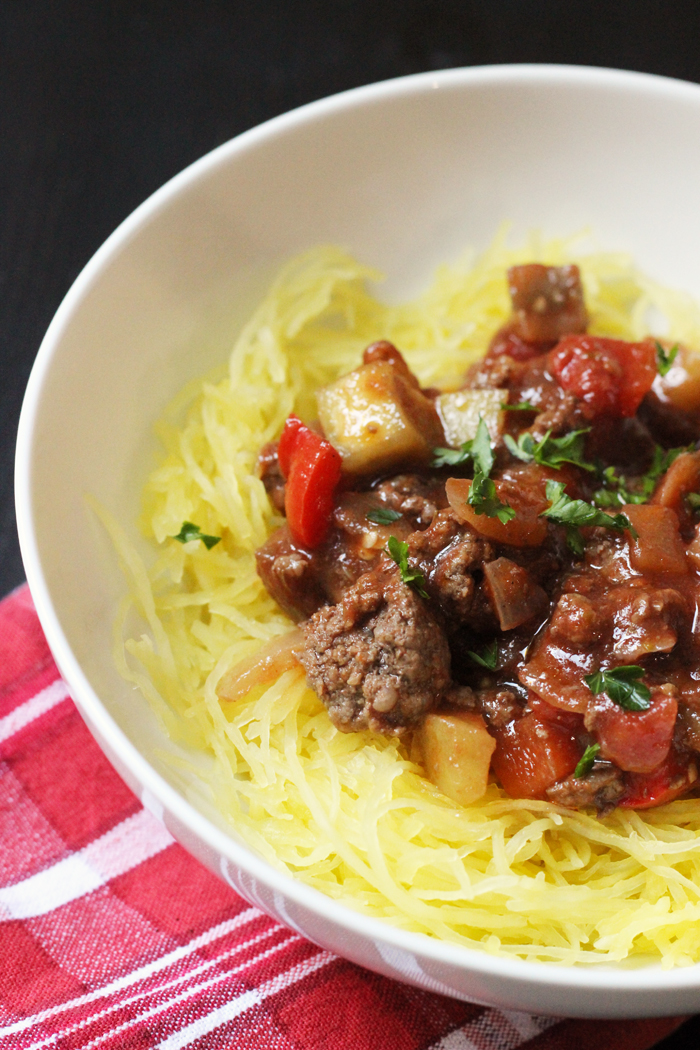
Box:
(102, 227), (700, 967)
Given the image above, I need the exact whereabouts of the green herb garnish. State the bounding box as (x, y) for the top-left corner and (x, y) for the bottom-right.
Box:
(592, 445), (689, 509)
(656, 341), (679, 377)
(386, 536), (429, 598)
(433, 417), (516, 523)
(687, 492), (700, 513)
(501, 400), (538, 412)
(432, 442), (473, 468)
(366, 507), (402, 526)
(574, 743), (601, 779)
(468, 472), (517, 524)
(173, 522), (221, 549)
(467, 640), (499, 670)
(504, 428), (594, 472)
(540, 480), (636, 555)
(432, 414), (496, 470)
(584, 665), (651, 711)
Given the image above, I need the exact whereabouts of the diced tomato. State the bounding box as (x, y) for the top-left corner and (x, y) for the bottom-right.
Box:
(592, 688), (677, 774)
(278, 415), (342, 548)
(491, 713), (582, 799)
(549, 335), (657, 417)
(620, 751), (697, 809)
(527, 692), (585, 733)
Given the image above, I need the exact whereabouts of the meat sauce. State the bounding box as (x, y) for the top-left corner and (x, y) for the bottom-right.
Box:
(253, 263), (700, 814)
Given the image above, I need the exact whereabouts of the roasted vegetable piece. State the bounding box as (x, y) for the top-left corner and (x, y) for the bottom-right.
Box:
(217, 629), (304, 702)
(650, 450), (700, 531)
(491, 712), (582, 799)
(316, 351), (444, 476)
(436, 388), (503, 448)
(624, 503), (688, 575)
(417, 710), (496, 806)
(482, 557), (547, 631)
(549, 335), (657, 417)
(278, 415), (342, 548)
(653, 343), (700, 413)
(445, 469), (549, 547)
(508, 263), (588, 343)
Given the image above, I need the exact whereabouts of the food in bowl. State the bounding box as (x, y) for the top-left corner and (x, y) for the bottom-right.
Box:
(106, 232), (700, 966)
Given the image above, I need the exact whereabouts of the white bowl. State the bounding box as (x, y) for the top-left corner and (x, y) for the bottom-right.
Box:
(16, 64), (700, 1018)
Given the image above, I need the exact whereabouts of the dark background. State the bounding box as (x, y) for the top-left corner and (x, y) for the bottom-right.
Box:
(3, 4), (700, 1041)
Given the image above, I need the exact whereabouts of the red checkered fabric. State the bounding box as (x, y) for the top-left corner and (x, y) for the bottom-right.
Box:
(0, 584), (687, 1049)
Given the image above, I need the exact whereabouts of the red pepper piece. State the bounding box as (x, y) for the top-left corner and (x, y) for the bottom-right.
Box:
(277, 414), (304, 478)
(278, 415), (342, 549)
(549, 335), (657, 417)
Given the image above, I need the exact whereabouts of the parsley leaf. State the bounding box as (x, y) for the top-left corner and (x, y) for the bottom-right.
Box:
(592, 445), (689, 509)
(432, 442), (472, 468)
(366, 507), (402, 525)
(504, 428), (594, 472)
(470, 417), (495, 476)
(584, 665), (652, 711)
(432, 418), (493, 472)
(386, 536), (429, 598)
(574, 742), (601, 779)
(540, 480), (636, 555)
(173, 522), (221, 549)
(656, 341), (679, 377)
(468, 471), (516, 524)
(467, 640), (499, 670)
(501, 400), (538, 412)
(687, 492), (700, 513)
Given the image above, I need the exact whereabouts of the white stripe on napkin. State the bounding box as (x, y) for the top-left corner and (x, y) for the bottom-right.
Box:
(156, 950), (333, 1050)
(0, 679), (70, 745)
(427, 1010), (557, 1050)
(23, 927), (299, 1050)
(0, 808), (173, 919)
(0, 908), (265, 1042)
(54, 941), (330, 1050)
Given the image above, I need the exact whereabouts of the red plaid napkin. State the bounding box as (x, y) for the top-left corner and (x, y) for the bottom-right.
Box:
(0, 584), (689, 1050)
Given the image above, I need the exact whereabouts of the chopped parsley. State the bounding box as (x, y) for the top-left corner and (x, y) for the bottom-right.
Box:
(501, 400), (538, 412)
(687, 492), (700, 514)
(366, 507), (402, 526)
(467, 640), (499, 670)
(504, 428), (594, 472)
(433, 417), (516, 524)
(432, 442), (473, 468)
(468, 472), (516, 524)
(540, 480), (636, 555)
(173, 522), (221, 549)
(469, 416), (495, 476)
(386, 536), (429, 598)
(584, 665), (652, 711)
(656, 341), (679, 377)
(593, 444), (689, 509)
(467, 418), (516, 523)
(573, 742), (601, 779)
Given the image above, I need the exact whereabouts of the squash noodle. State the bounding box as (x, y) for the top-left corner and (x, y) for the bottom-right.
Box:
(109, 229), (700, 967)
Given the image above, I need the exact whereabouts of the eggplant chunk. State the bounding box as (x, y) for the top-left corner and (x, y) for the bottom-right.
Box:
(317, 360), (444, 475)
(437, 388), (503, 448)
(417, 710), (496, 807)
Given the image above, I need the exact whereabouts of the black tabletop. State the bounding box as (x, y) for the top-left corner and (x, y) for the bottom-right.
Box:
(3, 4), (700, 1041)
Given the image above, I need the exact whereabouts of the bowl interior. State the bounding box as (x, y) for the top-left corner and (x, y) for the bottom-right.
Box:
(17, 65), (700, 1016)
